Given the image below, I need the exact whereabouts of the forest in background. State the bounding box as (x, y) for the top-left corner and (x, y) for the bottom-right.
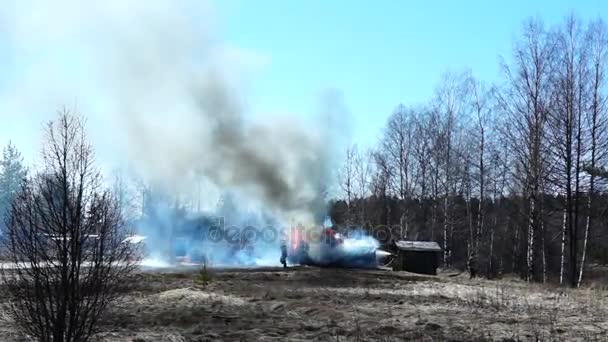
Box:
(330, 14), (608, 288)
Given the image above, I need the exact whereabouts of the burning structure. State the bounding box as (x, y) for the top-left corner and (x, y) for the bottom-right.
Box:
(129, 215), (386, 269)
(124, 188), (386, 269)
(123, 192), (386, 269)
(286, 225), (387, 269)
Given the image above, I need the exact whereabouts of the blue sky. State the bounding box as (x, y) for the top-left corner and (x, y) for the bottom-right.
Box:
(1, 0), (607, 164)
(213, 0), (607, 147)
(0, 0), (606, 209)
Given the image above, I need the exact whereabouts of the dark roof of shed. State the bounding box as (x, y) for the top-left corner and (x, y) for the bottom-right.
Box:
(395, 240), (442, 252)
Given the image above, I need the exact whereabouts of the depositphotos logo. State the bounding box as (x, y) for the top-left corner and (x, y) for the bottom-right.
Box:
(201, 218), (400, 245)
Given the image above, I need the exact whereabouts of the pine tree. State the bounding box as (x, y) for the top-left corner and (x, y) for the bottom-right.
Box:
(0, 141), (27, 226)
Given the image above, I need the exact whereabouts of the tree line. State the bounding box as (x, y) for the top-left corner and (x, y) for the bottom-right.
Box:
(331, 15), (608, 287)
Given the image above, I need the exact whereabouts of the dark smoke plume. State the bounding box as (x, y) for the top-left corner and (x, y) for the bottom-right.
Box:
(1, 0), (350, 223)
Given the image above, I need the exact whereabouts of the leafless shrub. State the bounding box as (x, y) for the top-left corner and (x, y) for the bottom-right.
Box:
(465, 285), (512, 311)
(0, 109), (140, 342)
(194, 263), (214, 287)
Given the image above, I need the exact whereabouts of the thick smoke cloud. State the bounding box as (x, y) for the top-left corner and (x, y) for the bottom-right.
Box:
(0, 0), (349, 223)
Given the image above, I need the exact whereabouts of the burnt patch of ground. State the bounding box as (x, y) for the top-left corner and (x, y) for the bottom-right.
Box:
(1, 267), (608, 341)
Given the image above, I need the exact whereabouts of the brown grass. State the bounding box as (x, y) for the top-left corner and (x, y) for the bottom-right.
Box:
(1, 266), (607, 341)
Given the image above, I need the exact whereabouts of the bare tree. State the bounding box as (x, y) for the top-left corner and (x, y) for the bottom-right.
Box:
(425, 110), (444, 241)
(578, 18), (608, 286)
(411, 110), (434, 239)
(354, 148), (373, 223)
(548, 14), (589, 287)
(111, 169), (139, 223)
(498, 17), (555, 282)
(383, 105), (417, 238)
(486, 129), (511, 277)
(463, 71), (495, 275)
(433, 71), (468, 267)
(371, 150), (394, 226)
(1, 109), (139, 342)
(340, 145), (358, 224)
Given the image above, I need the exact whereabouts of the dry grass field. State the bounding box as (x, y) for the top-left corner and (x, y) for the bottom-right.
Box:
(2, 266), (608, 341)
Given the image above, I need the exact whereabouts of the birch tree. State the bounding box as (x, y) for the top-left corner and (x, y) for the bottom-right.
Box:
(578, 19), (608, 286)
(498, 18), (555, 282)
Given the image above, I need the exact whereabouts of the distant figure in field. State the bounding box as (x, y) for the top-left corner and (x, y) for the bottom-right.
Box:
(280, 239), (288, 269)
(468, 251), (477, 279)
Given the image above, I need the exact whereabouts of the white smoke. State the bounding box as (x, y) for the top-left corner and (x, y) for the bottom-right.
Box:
(0, 0), (349, 224)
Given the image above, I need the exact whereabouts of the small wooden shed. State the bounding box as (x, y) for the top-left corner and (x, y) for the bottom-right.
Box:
(392, 241), (442, 275)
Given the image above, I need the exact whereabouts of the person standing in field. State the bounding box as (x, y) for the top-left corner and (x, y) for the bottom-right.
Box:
(280, 239), (288, 268)
(468, 251), (477, 279)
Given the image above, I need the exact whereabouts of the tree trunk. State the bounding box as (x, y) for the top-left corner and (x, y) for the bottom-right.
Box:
(578, 198), (591, 287)
(541, 219), (546, 284)
(579, 24), (604, 287)
(400, 212), (408, 240)
(540, 180), (546, 283)
(431, 200), (436, 241)
(467, 194), (474, 255)
(476, 115), (485, 273)
(512, 225), (518, 274)
(488, 220), (495, 278)
(526, 198), (535, 282)
(560, 207), (567, 285)
(573, 38), (584, 287)
(443, 196), (449, 267)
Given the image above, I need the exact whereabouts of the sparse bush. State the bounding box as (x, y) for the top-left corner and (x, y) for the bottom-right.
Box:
(194, 263), (213, 286)
(465, 286), (511, 311)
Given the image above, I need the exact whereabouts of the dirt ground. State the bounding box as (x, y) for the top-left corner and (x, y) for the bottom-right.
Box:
(2, 266), (608, 341)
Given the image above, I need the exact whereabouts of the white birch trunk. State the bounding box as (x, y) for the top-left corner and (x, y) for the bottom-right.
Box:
(577, 211), (590, 287)
(560, 208), (567, 285)
(527, 199), (535, 282)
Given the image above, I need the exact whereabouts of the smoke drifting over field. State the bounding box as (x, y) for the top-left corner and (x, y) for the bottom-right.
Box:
(1, 0), (348, 223)
(0, 1), (381, 268)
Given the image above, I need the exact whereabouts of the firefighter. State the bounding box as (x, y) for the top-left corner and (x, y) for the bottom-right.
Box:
(468, 251), (477, 279)
(280, 238), (288, 269)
